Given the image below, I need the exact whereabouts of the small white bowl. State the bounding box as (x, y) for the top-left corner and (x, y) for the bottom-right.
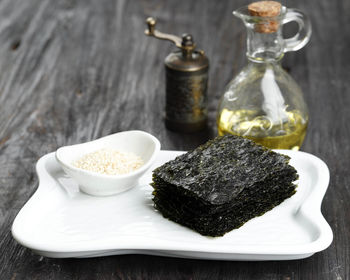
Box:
(55, 130), (161, 196)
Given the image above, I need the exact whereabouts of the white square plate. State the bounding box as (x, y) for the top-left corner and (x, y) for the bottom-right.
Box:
(12, 150), (333, 260)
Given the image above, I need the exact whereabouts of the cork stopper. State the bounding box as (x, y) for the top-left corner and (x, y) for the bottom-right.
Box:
(248, 1), (282, 33)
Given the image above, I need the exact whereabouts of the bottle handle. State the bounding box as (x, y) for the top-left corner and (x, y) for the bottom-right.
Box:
(282, 8), (312, 53)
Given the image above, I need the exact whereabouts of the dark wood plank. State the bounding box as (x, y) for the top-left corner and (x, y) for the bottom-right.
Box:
(0, 0), (349, 279)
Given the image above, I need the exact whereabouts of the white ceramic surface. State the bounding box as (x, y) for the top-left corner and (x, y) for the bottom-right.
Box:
(55, 130), (160, 196)
(12, 150), (333, 260)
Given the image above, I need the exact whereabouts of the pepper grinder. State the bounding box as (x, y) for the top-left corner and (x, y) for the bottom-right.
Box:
(145, 17), (209, 133)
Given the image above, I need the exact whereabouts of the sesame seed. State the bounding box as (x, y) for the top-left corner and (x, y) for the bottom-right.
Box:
(73, 148), (144, 175)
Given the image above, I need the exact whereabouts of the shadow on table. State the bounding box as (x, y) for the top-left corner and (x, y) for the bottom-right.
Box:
(27, 253), (315, 279)
(163, 125), (216, 151)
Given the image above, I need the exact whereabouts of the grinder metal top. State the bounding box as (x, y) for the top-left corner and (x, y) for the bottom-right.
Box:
(144, 17), (208, 72)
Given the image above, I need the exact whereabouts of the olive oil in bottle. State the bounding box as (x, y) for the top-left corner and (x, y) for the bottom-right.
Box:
(216, 2), (312, 150)
(217, 109), (308, 150)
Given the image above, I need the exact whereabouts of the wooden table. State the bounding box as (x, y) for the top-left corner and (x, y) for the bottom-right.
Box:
(0, 0), (349, 279)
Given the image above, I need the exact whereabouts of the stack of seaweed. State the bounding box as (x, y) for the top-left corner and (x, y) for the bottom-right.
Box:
(151, 135), (298, 237)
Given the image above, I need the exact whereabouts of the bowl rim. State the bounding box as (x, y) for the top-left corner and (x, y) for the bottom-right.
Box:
(55, 130), (161, 179)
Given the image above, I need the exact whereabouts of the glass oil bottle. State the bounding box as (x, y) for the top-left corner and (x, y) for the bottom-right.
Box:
(217, 1), (312, 150)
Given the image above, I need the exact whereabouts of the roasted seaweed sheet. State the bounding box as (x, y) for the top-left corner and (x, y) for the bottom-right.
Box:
(151, 135), (298, 237)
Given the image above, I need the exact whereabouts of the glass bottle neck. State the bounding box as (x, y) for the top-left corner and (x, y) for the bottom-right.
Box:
(246, 27), (284, 63)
